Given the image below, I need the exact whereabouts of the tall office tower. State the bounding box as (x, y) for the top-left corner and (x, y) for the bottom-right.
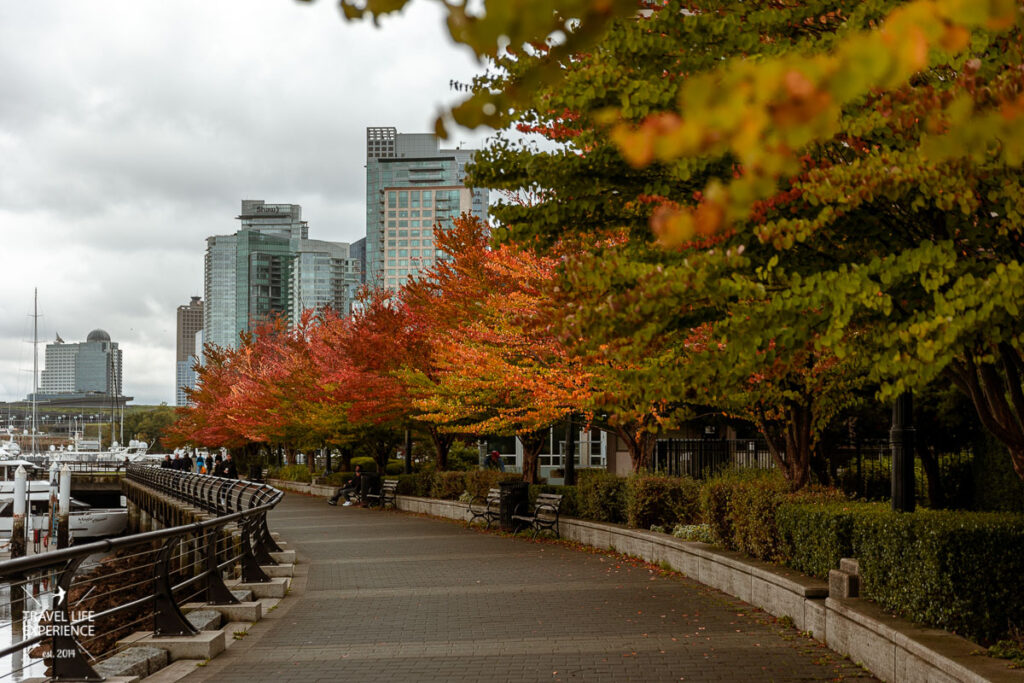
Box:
(364, 127), (488, 291)
(175, 296), (204, 406)
(37, 330), (123, 398)
(204, 200), (361, 352)
(290, 239), (362, 321)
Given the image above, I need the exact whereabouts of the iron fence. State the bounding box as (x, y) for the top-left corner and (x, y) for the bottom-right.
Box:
(653, 439), (775, 479)
(0, 465), (283, 681)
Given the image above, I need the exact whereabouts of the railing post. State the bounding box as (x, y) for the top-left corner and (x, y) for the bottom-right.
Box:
(203, 526), (240, 605)
(238, 517), (271, 584)
(51, 557), (102, 682)
(153, 535), (198, 637)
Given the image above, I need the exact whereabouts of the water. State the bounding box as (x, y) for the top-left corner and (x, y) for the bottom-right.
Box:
(0, 583), (56, 681)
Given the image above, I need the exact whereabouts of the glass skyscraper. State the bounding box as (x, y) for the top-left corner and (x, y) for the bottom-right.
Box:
(365, 127), (488, 290)
(204, 200), (361, 352)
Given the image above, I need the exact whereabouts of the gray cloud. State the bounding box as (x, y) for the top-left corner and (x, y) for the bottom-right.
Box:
(0, 0), (493, 404)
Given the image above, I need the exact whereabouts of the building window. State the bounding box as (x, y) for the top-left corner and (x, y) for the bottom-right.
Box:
(388, 221), (396, 228)
(411, 240), (420, 247)
(399, 230), (409, 237)
(410, 249), (420, 257)
(399, 211), (409, 217)
(398, 240), (408, 247)
(410, 230), (420, 237)
(399, 221), (408, 227)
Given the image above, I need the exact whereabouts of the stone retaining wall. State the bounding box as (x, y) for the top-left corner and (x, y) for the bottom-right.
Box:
(270, 480), (1024, 683)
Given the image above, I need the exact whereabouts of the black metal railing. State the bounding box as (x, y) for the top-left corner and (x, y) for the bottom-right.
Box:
(653, 438), (775, 478)
(0, 465), (284, 681)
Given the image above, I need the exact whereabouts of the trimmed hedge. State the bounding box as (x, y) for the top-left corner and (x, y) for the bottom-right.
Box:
(776, 501), (1024, 644)
(576, 470), (626, 523)
(854, 509), (1024, 644)
(625, 474), (701, 529)
(464, 470), (521, 499)
(430, 471), (466, 500)
(699, 469), (844, 562)
(268, 464), (313, 483)
(350, 456), (378, 473)
(776, 502), (874, 579)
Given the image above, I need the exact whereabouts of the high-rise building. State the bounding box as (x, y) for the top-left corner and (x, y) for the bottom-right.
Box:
(176, 296), (203, 406)
(37, 329), (123, 398)
(204, 200), (361, 351)
(365, 127), (488, 291)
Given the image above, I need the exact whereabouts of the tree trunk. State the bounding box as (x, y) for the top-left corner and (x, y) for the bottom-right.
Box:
(917, 442), (945, 509)
(518, 431), (546, 484)
(756, 401), (814, 491)
(946, 347), (1024, 480)
(429, 427), (452, 471)
(613, 414), (659, 472)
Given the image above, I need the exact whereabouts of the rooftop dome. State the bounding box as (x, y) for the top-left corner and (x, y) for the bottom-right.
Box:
(86, 329), (111, 343)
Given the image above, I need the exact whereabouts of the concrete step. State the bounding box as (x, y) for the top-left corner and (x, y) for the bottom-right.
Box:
(183, 601), (262, 623)
(139, 659), (206, 683)
(270, 549), (295, 563)
(230, 588), (253, 602)
(95, 646), (168, 681)
(260, 562), (294, 578)
(118, 629), (226, 662)
(185, 609), (223, 631)
(227, 576), (289, 598)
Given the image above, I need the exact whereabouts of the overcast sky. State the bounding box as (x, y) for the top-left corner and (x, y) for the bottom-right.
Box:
(0, 0), (494, 406)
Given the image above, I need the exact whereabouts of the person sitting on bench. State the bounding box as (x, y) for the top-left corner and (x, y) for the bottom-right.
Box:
(328, 465), (364, 506)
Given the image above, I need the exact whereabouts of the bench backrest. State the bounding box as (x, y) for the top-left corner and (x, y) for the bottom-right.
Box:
(535, 493), (562, 509)
(382, 479), (399, 490)
(486, 488), (501, 500)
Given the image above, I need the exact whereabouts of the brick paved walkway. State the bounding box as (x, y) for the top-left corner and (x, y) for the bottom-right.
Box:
(184, 493), (875, 682)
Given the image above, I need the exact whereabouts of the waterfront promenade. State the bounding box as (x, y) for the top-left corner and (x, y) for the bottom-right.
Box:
(182, 493), (874, 682)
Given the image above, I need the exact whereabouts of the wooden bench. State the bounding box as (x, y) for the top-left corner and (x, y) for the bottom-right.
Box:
(512, 493), (563, 538)
(366, 478), (398, 509)
(468, 488), (502, 528)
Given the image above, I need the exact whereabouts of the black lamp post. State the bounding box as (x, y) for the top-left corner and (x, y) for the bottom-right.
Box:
(890, 391), (915, 512)
(563, 414), (577, 486)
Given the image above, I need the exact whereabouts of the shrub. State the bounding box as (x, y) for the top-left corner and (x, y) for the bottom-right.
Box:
(268, 464), (313, 483)
(463, 470), (520, 499)
(699, 468), (782, 549)
(852, 509), (1024, 644)
(350, 456), (378, 473)
(625, 475), (701, 530)
(412, 468), (435, 496)
(430, 471), (466, 500)
(672, 524), (714, 543)
(395, 473), (419, 496)
(727, 474), (793, 562)
(576, 471), (626, 523)
(775, 501), (879, 579)
(446, 441), (481, 471)
(323, 471), (352, 487)
(385, 459), (405, 475)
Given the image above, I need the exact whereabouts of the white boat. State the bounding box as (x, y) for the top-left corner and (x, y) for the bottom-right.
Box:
(0, 492), (127, 540)
(0, 460), (127, 542)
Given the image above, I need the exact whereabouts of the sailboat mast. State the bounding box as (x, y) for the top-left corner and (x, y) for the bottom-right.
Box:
(31, 288), (38, 456)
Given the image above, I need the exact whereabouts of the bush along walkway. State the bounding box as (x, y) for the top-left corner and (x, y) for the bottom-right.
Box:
(187, 490), (875, 683)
